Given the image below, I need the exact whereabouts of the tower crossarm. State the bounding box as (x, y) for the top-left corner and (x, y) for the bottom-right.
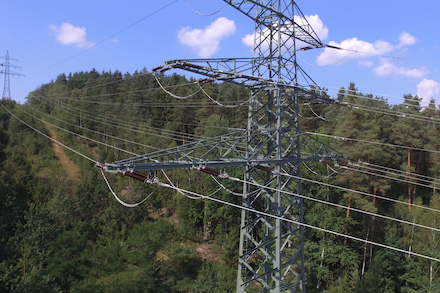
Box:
(221, 0), (323, 48)
(155, 59), (343, 106)
(101, 131), (342, 173)
(155, 58), (267, 87)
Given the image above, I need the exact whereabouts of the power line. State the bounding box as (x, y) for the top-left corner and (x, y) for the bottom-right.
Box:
(142, 175), (440, 263)
(9, 97), (440, 267)
(335, 163), (440, 191)
(356, 160), (440, 185)
(49, 100), (215, 145)
(183, 0), (227, 16)
(16, 98), (440, 230)
(29, 98), (249, 160)
(37, 88), (440, 196)
(154, 74), (205, 99)
(37, 95), (245, 145)
(29, 0), (179, 75)
(40, 97), (436, 211)
(325, 44), (440, 65)
(0, 102), (97, 164)
(35, 86), (440, 194)
(31, 78), (248, 108)
(100, 169), (153, 207)
(24, 103), (162, 152)
(33, 97), (440, 195)
(17, 106), (139, 157)
(222, 171), (440, 231)
(36, 92), (246, 132)
(300, 82), (431, 111)
(281, 168), (440, 214)
(305, 131), (440, 155)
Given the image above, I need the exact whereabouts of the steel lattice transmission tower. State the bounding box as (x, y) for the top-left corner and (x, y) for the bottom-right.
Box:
(101, 1), (342, 292)
(1, 50), (24, 100)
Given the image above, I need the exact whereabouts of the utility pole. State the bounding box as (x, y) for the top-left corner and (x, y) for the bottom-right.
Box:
(100, 1), (343, 291)
(1, 50), (24, 100)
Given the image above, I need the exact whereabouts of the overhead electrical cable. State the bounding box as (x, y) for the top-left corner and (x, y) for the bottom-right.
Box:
(346, 102), (440, 125)
(339, 164), (440, 190)
(306, 103), (329, 121)
(38, 94), (224, 108)
(305, 132), (440, 155)
(143, 176), (440, 263)
(197, 82), (249, 108)
(53, 97), (245, 132)
(297, 50), (357, 68)
(40, 96), (440, 191)
(39, 98), (209, 145)
(3, 101), (162, 208)
(356, 160), (440, 185)
(325, 44), (440, 65)
(36, 97), (249, 161)
(8, 99), (440, 262)
(47, 98), (244, 138)
(274, 169), (440, 214)
(29, 0), (179, 75)
(0, 102), (97, 164)
(298, 81), (431, 110)
(38, 102), (249, 160)
(100, 169), (153, 207)
(25, 104), (162, 151)
(336, 162), (440, 190)
(16, 106), (140, 157)
(40, 95), (247, 145)
(30, 78), (198, 101)
(154, 75), (206, 99)
(15, 97), (440, 229)
(219, 172), (440, 231)
(302, 161), (342, 178)
(210, 175), (244, 197)
(183, 0), (227, 16)
(44, 96), (440, 194)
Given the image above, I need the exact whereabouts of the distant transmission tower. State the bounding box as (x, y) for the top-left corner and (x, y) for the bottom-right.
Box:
(100, 1), (342, 292)
(1, 50), (24, 100)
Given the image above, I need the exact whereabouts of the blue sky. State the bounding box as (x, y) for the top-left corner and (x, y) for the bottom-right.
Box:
(1, 0), (439, 106)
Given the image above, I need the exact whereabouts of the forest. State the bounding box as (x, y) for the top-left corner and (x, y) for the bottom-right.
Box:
(1, 68), (440, 292)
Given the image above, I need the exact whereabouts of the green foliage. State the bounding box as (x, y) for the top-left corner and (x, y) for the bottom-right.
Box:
(355, 235), (422, 293)
(44, 223), (88, 291)
(195, 260), (237, 292)
(4, 72), (440, 292)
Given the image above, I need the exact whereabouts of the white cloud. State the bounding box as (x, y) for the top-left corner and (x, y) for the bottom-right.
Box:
(317, 38), (393, 66)
(373, 60), (428, 79)
(304, 14), (328, 41)
(397, 31), (417, 48)
(49, 23), (95, 48)
(417, 78), (440, 105)
(241, 14), (328, 50)
(316, 31), (425, 81)
(358, 60), (374, 67)
(242, 33), (253, 47)
(317, 32), (417, 66)
(177, 17), (236, 58)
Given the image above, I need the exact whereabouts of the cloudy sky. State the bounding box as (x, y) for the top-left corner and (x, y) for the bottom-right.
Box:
(1, 0), (439, 106)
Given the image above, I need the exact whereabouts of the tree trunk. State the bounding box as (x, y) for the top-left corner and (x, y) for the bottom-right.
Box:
(361, 229), (369, 275)
(202, 182), (210, 241)
(344, 195), (352, 245)
(369, 186), (377, 265)
(407, 149), (412, 211)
